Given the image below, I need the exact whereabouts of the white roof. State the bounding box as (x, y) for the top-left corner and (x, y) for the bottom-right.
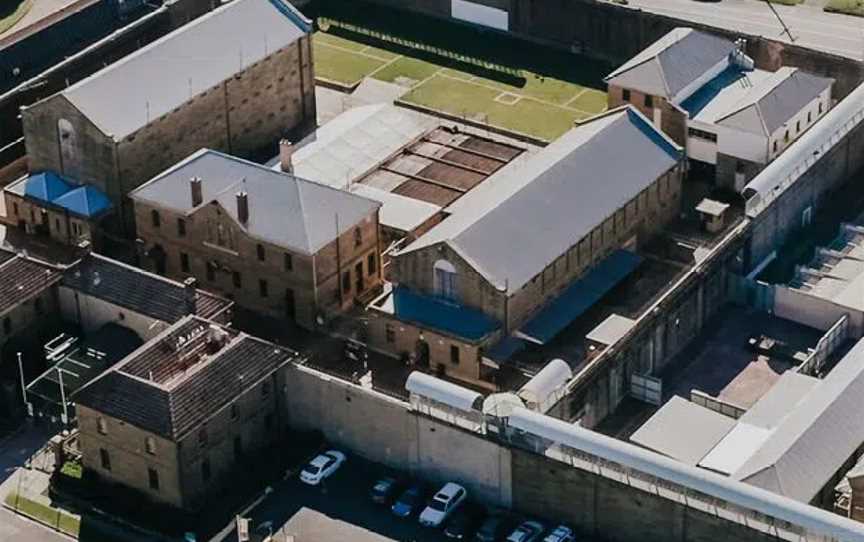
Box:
(695, 198), (731, 217)
(405, 371), (481, 411)
(698, 423), (773, 475)
(59, 0), (310, 139)
(630, 396), (736, 466)
(585, 314), (636, 346)
(507, 407), (864, 541)
(686, 68), (775, 125)
(517, 359), (572, 406)
(349, 184), (440, 233)
(737, 371), (818, 430)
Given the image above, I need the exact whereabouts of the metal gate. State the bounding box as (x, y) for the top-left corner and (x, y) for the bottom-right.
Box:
(630, 373), (662, 405)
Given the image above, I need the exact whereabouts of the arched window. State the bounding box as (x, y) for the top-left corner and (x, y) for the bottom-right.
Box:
(57, 119), (81, 179)
(434, 260), (457, 301)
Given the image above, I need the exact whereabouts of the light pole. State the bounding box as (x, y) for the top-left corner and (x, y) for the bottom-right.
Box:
(17, 352), (27, 414)
(57, 366), (69, 428)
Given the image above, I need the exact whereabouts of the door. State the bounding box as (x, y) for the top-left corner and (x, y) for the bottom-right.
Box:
(355, 261), (364, 293)
(415, 339), (430, 368)
(285, 288), (295, 321)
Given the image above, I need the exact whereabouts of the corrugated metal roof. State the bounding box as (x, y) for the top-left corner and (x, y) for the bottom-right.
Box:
(131, 149), (380, 255)
(59, 0), (310, 139)
(730, 337), (864, 503)
(405, 371), (482, 411)
(398, 108), (679, 293)
(630, 396), (737, 466)
(717, 67), (834, 136)
(605, 28), (736, 99)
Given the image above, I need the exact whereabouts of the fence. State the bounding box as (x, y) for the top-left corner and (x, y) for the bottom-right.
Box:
(691, 389), (747, 419)
(797, 314), (849, 377)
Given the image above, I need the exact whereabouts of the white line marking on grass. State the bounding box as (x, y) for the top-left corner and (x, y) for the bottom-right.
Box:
(494, 92), (522, 105)
(315, 40), (393, 62)
(564, 88), (589, 107)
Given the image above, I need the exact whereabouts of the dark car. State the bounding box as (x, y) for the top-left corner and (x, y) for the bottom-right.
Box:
(391, 484), (425, 518)
(370, 477), (399, 504)
(444, 505), (483, 540)
(475, 513), (511, 542)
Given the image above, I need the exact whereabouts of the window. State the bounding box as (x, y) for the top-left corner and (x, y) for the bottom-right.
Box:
(232, 271), (242, 289)
(808, 111), (812, 123)
(198, 427), (208, 447)
(450, 345), (460, 365)
(622, 89), (631, 102)
(385, 324), (395, 344)
(256, 244), (265, 261)
(206, 263), (215, 282)
(100, 448), (111, 471)
(180, 252), (190, 273)
(367, 253), (377, 276)
(796, 120), (801, 133)
(354, 227), (362, 247)
(644, 95), (653, 108)
(202, 459), (211, 482)
(177, 218), (186, 237)
(342, 271), (350, 293)
(687, 127), (717, 142)
(148, 468), (159, 491)
(784, 130), (790, 143)
(283, 253), (293, 271)
(819, 102), (824, 114)
(97, 417), (107, 435)
(773, 140), (778, 153)
(55, 218), (61, 232)
(231, 403), (239, 420)
(259, 279), (269, 298)
(151, 210), (161, 228)
(145, 437), (156, 455)
(433, 260), (457, 301)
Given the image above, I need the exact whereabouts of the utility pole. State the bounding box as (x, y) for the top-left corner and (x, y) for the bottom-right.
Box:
(764, 0), (796, 42)
(17, 352), (27, 413)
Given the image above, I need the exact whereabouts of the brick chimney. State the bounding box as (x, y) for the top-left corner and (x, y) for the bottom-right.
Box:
(236, 191), (249, 224)
(183, 276), (198, 315)
(279, 139), (294, 174)
(190, 176), (203, 207)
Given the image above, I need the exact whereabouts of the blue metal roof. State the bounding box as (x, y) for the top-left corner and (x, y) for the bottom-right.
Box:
(52, 185), (112, 218)
(24, 172), (74, 202)
(392, 286), (500, 342)
(680, 66), (748, 118)
(519, 250), (643, 344)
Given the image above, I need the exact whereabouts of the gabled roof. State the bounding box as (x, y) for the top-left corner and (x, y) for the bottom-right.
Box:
(397, 108), (681, 293)
(131, 149), (380, 255)
(51, 185), (112, 218)
(24, 171), (74, 202)
(716, 67), (834, 136)
(731, 338), (864, 503)
(0, 250), (63, 316)
(63, 253), (232, 323)
(58, 0), (310, 139)
(605, 28), (736, 99)
(76, 316), (297, 440)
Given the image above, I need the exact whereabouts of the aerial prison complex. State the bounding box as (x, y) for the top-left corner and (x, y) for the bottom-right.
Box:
(5, 0), (864, 541)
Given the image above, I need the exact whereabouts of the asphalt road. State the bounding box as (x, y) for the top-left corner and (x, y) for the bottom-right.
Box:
(623, 0), (864, 60)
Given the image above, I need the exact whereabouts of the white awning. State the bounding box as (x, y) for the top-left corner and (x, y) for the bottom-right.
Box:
(518, 359), (572, 406)
(405, 371), (482, 411)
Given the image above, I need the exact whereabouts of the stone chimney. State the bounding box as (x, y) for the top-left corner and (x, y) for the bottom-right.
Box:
(279, 139), (294, 173)
(190, 176), (203, 207)
(183, 276), (198, 315)
(236, 191), (249, 224)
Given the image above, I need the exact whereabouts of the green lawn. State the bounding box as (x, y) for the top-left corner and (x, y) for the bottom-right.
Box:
(0, 0), (32, 35)
(4, 492), (81, 537)
(312, 40), (386, 85)
(825, 0), (864, 15)
(371, 57), (440, 84)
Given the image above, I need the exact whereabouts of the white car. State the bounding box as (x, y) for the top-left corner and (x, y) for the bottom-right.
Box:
(507, 520), (545, 542)
(418, 482), (467, 527)
(543, 525), (575, 542)
(299, 450), (345, 485)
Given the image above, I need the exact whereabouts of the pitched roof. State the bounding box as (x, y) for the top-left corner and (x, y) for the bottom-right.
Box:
(24, 171), (74, 202)
(51, 185), (112, 218)
(76, 316), (296, 440)
(731, 338), (864, 502)
(397, 108), (681, 292)
(131, 149), (381, 255)
(63, 253), (232, 323)
(0, 250), (63, 316)
(58, 0), (310, 139)
(716, 67), (834, 136)
(605, 28), (736, 99)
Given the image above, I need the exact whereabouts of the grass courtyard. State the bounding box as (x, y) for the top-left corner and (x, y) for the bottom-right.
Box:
(311, 11), (609, 142)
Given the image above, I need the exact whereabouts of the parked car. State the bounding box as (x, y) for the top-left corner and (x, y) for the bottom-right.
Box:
(391, 484), (425, 518)
(419, 482), (468, 527)
(370, 477), (399, 504)
(543, 525), (575, 542)
(444, 504), (483, 539)
(298, 450), (346, 485)
(475, 513), (511, 542)
(506, 520), (545, 542)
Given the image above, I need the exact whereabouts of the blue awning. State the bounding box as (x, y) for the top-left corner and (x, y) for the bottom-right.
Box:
(393, 286), (500, 342)
(52, 185), (112, 218)
(24, 172), (74, 202)
(518, 250), (643, 344)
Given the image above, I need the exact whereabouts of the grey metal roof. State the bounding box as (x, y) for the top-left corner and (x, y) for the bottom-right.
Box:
(59, 0), (310, 139)
(131, 149), (381, 255)
(731, 337), (864, 503)
(397, 108), (681, 292)
(630, 396), (736, 466)
(605, 28), (736, 99)
(738, 371), (818, 430)
(717, 67), (834, 136)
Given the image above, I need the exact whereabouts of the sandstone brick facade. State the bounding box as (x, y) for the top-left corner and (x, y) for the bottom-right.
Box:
(607, 85), (688, 146)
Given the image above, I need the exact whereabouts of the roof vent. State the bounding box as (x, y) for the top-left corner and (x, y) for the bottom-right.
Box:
(279, 139), (295, 174)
